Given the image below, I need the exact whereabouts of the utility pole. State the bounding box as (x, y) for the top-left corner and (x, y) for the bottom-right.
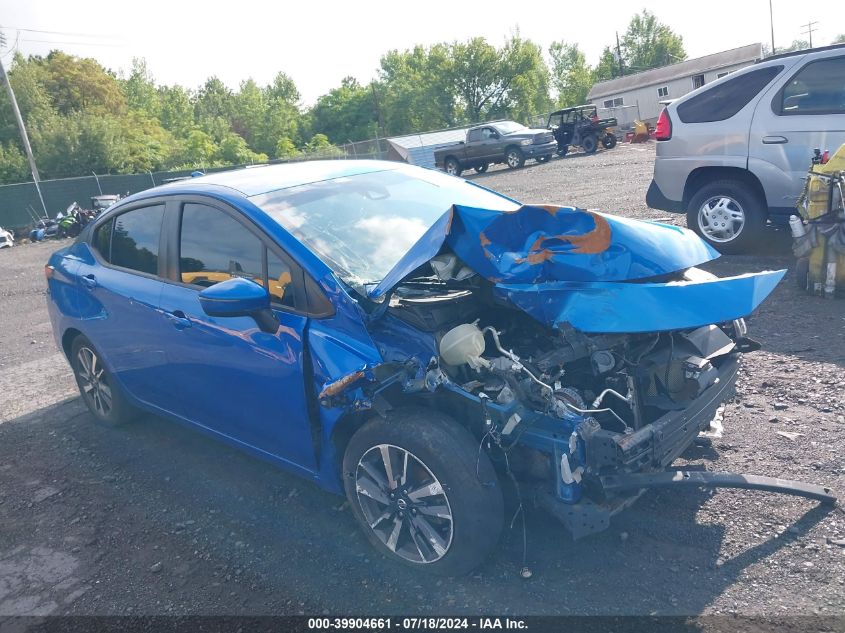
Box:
(0, 34), (48, 217)
(768, 0), (776, 53)
(615, 31), (624, 77)
(801, 21), (818, 48)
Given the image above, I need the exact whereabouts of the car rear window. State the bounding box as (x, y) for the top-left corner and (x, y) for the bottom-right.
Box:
(110, 205), (165, 275)
(677, 65), (784, 123)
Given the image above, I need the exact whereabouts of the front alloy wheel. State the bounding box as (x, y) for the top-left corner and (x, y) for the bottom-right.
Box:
(343, 409), (503, 575)
(697, 196), (746, 244)
(355, 444), (453, 564)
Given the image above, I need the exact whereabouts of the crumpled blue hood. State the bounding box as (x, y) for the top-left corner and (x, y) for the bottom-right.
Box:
(370, 204), (784, 333)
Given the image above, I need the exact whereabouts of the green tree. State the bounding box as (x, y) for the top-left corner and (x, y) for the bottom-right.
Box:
(304, 133), (343, 157)
(194, 77), (234, 141)
(157, 85), (194, 137)
(593, 46), (621, 82)
(378, 44), (456, 135)
(833, 34), (845, 44)
(219, 132), (267, 164)
(620, 10), (686, 72)
(275, 137), (300, 159)
(310, 77), (376, 143)
(495, 34), (551, 121)
(448, 37), (503, 122)
(177, 129), (220, 167)
(549, 41), (592, 107)
(122, 58), (160, 118)
(0, 142), (29, 183)
(39, 51), (126, 115)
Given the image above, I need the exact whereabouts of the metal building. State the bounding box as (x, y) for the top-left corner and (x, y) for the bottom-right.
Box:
(386, 127), (474, 169)
(588, 43), (764, 124)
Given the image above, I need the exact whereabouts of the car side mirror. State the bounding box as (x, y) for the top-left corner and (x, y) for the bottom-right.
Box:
(198, 277), (279, 334)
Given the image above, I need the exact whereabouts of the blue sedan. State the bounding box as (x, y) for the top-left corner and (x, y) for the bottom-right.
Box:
(47, 160), (788, 574)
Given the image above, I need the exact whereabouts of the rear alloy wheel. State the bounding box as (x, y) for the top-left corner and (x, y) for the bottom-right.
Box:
(505, 147), (525, 169)
(444, 158), (462, 177)
(71, 335), (135, 425)
(581, 135), (598, 154)
(601, 133), (617, 149)
(687, 180), (765, 253)
(474, 163), (489, 174)
(343, 409), (503, 575)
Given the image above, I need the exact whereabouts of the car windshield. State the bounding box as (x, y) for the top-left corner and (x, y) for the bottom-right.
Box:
(250, 165), (520, 292)
(494, 121), (527, 134)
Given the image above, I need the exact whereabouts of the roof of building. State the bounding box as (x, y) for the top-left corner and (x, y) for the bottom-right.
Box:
(386, 127), (474, 169)
(588, 43), (763, 99)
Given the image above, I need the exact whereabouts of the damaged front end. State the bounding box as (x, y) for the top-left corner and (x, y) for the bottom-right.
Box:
(323, 203), (835, 537)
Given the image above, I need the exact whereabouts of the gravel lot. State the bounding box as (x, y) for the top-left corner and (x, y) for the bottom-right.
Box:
(1, 143), (844, 618)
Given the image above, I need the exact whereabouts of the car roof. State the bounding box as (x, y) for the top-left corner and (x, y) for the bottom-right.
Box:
(761, 42), (845, 63)
(154, 159), (402, 197)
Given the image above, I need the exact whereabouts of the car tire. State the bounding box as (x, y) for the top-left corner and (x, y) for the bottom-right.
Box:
(556, 145), (569, 157)
(71, 335), (136, 426)
(505, 147), (525, 169)
(686, 180), (766, 254)
(581, 135), (598, 154)
(537, 155), (551, 163)
(343, 408), (504, 575)
(444, 158), (462, 177)
(474, 164), (489, 174)
(601, 133), (617, 149)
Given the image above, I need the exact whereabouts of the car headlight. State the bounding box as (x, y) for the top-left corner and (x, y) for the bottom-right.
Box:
(520, 139), (532, 146)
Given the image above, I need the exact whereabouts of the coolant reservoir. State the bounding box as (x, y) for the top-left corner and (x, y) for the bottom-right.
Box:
(439, 323), (486, 367)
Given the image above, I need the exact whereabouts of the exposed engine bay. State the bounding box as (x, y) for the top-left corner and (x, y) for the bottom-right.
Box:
(373, 256), (756, 536)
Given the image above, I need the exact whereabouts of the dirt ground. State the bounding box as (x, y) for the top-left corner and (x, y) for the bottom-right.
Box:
(0, 143), (844, 618)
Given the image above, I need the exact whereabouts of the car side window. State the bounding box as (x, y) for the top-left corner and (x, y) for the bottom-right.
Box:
(93, 218), (113, 262)
(677, 65), (784, 123)
(179, 203), (301, 310)
(467, 129), (482, 142)
(110, 205), (165, 275)
(779, 56), (845, 115)
(180, 203), (263, 287)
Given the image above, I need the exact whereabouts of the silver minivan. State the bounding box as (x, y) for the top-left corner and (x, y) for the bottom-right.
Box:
(647, 44), (845, 252)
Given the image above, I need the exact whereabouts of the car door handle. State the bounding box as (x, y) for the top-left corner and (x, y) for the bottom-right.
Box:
(762, 135), (788, 144)
(81, 274), (98, 289)
(164, 310), (192, 330)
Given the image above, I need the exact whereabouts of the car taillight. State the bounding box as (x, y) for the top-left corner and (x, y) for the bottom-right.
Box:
(44, 265), (54, 279)
(655, 108), (672, 141)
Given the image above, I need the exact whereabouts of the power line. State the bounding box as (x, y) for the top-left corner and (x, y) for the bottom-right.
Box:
(801, 21), (819, 48)
(0, 26), (120, 40)
(21, 37), (125, 48)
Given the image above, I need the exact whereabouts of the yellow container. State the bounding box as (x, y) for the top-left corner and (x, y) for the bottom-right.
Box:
(798, 145), (845, 296)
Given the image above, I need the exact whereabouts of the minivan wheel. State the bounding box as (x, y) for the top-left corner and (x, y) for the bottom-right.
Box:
(343, 408), (504, 575)
(71, 335), (136, 425)
(687, 180), (766, 253)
